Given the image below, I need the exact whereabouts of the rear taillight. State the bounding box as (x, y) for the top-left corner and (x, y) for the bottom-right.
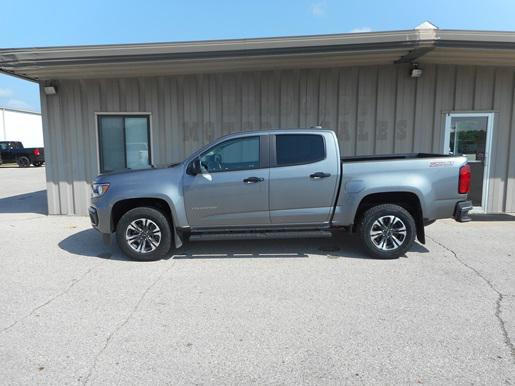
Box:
(458, 164), (471, 194)
(33, 148), (40, 156)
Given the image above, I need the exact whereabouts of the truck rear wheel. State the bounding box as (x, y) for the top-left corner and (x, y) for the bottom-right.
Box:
(116, 207), (172, 261)
(16, 156), (31, 168)
(357, 204), (416, 259)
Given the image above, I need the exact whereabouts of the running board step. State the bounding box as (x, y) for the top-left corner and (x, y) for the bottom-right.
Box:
(189, 230), (332, 241)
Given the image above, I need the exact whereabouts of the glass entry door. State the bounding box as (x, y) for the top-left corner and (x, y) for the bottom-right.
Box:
(444, 113), (494, 211)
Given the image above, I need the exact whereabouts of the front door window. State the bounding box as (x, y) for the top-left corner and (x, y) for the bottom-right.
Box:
(199, 136), (260, 173)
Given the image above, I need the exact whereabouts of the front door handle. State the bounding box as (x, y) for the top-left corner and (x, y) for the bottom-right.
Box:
(243, 177), (264, 184)
(310, 172), (331, 179)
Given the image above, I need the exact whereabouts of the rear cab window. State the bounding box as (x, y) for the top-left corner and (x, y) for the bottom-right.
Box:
(275, 134), (326, 166)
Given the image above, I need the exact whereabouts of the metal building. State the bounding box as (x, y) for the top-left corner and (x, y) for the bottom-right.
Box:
(0, 107), (43, 148)
(1, 23), (514, 215)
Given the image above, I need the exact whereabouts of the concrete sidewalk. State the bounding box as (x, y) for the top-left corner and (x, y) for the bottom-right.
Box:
(0, 167), (514, 384)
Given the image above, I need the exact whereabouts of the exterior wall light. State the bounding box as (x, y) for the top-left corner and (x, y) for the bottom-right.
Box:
(410, 65), (423, 78)
(44, 86), (57, 95)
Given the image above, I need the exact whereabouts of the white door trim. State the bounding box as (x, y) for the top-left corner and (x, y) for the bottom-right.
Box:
(443, 112), (494, 213)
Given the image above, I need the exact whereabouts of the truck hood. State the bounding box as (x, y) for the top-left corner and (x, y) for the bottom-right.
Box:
(93, 163), (184, 186)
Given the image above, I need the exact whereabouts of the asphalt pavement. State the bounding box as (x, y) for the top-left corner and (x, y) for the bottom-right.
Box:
(0, 167), (514, 384)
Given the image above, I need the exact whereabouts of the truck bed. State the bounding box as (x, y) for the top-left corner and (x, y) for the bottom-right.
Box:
(341, 153), (451, 163)
(332, 152), (468, 227)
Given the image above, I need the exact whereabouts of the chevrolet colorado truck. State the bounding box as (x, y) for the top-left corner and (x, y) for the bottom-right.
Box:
(0, 141), (45, 167)
(89, 129), (472, 261)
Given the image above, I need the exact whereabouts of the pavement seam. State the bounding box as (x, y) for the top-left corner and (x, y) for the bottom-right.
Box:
(0, 264), (97, 335)
(426, 235), (515, 364)
(2, 216), (50, 223)
(82, 260), (176, 385)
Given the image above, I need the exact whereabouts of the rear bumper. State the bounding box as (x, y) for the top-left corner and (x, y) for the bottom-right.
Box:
(454, 200), (473, 223)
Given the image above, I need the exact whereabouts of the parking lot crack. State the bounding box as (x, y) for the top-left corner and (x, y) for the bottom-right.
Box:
(0, 264), (97, 335)
(82, 261), (176, 385)
(427, 235), (515, 363)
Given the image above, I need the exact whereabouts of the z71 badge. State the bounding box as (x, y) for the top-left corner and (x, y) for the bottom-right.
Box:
(429, 161), (454, 167)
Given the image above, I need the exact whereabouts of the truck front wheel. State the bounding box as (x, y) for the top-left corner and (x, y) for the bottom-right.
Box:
(357, 204), (416, 259)
(116, 207), (172, 261)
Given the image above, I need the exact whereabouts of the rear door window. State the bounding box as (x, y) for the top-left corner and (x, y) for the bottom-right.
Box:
(275, 134), (325, 166)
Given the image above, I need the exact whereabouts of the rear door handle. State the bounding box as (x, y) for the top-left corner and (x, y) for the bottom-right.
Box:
(243, 177), (264, 184)
(310, 172), (331, 179)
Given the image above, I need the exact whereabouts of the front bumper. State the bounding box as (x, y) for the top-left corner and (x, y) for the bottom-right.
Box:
(88, 206), (99, 226)
(454, 200), (473, 223)
(89, 205), (112, 245)
(89, 201), (112, 234)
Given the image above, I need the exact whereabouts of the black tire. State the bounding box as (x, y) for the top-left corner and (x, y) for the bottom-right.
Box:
(357, 204), (416, 259)
(32, 161), (44, 167)
(116, 207), (172, 261)
(16, 156), (31, 168)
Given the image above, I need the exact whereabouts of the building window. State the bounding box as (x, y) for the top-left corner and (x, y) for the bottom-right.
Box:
(97, 115), (151, 173)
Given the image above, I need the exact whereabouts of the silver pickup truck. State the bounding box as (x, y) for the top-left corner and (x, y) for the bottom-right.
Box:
(89, 129), (472, 261)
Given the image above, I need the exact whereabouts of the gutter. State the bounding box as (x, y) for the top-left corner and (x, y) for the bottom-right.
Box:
(2, 27), (515, 81)
(0, 30), (423, 81)
(0, 40), (421, 69)
(0, 67), (38, 83)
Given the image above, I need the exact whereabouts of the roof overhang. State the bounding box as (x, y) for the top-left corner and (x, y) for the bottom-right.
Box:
(1, 28), (515, 81)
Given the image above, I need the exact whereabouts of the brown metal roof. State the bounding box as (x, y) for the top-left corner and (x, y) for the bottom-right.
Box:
(1, 27), (515, 81)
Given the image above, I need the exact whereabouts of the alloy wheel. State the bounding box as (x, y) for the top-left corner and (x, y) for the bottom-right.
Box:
(369, 215), (407, 251)
(125, 218), (162, 254)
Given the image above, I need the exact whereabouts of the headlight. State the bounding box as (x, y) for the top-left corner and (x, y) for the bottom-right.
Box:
(91, 183), (110, 198)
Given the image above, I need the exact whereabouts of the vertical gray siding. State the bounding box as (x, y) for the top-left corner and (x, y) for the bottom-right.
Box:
(40, 63), (515, 215)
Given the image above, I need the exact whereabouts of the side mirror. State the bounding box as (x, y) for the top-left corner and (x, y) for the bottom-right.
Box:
(187, 158), (202, 176)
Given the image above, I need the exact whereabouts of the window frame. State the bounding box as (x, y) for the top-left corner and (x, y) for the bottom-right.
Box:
(96, 113), (152, 173)
(270, 133), (327, 168)
(197, 135), (269, 173)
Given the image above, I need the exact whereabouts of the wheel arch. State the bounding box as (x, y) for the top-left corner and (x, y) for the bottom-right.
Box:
(110, 196), (183, 248)
(353, 191), (425, 244)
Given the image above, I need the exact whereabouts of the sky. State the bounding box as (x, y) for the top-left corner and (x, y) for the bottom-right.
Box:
(1, 0), (515, 113)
